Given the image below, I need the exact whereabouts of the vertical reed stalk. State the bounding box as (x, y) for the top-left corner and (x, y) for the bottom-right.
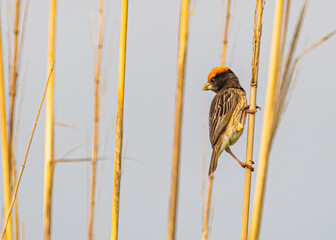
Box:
(278, 0), (291, 71)
(167, 1), (189, 240)
(201, 174), (213, 240)
(13, 2), (30, 238)
(0, 10), (13, 240)
(221, 0), (231, 65)
(202, 1), (232, 238)
(110, 0), (128, 239)
(43, 0), (56, 239)
(1, 63), (54, 240)
(273, 2), (306, 143)
(240, 1), (264, 240)
(8, 0), (21, 180)
(12, 163), (19, 240)
(248, 1), (284, 239)
(201, 96), (207, 222)
(88, 0), (103, 239)
(11, 2), (27, 239)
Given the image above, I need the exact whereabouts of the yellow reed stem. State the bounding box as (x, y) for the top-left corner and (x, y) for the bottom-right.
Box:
(8, 0), (21, 181)
(278, 0), (291, 72)
(202, 1), (232, 237)
(12, 163), (19, 240)
(11, 2), (24, 239)
(0, 10), (13, 240)
(201, 96), (207, 222)
(110, 0), (128, 239)
(88, 0), (103, 239)
(240, 1), (264, 240)
(221, 0), (231, 65)
(202, 175), (214, 240)
(248, 1), (284, 239)
(43, 0), (56, 239)
(1, 63), (54, 240)
(167, 1), (189, 239)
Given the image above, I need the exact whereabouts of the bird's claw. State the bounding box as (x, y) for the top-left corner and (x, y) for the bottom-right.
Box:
(245, 164), (254, 172)
(244, 105), (261, 114)
(240, 162), (255, 171)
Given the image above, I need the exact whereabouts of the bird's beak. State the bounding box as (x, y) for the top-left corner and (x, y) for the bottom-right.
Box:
(202, 82), (211, 91)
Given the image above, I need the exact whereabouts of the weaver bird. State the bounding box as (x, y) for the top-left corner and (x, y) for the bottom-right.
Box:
(203, 66), (257, 176)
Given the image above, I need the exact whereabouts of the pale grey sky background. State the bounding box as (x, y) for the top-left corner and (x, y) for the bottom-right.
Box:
(0, 0), (336, 239)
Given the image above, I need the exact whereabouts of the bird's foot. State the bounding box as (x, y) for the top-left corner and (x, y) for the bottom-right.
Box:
(243, 105), (262, 114)
(240, 162), (255, 172)
(226, 147), (255, 171)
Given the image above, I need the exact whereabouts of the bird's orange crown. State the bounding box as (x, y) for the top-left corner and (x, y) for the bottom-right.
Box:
(207, 66), (229, 81)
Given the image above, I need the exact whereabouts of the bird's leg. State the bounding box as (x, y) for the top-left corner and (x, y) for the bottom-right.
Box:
(240, 105), (262, 124)
(225, 147), (254, 171)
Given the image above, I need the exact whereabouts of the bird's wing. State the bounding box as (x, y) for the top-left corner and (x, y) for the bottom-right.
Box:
(209, 88), (241, 146)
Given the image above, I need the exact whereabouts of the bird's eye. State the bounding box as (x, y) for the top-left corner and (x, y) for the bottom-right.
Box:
(210, 78), (214, 83)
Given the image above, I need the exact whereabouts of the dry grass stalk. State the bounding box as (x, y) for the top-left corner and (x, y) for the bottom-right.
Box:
(202, 1), (233, 238)
(202, 174), (213, 240)
(278, 0), (291, 77)
(110, 0), (128, 239)
(54, 157), (109, 163)
(1, 62), (55, 239)
(16, 0), (30, 74)
(298, 29), (336, 59)
(167, 1), (190, 240)
(240, 1), (264, 240)
(12, 163), (19, 240)
(21, 222), (24, 240)
(0, 9), (14, 240)
(8, 0), (22, 184)
(201, 96), (207, 222)
(273, 9), (335, 141)
(60, 137), (91, 158)
(88, 0), (104, 239)
(248, 4), (335, 239)
(12, 2), (30, 239)
(201, 125), (213, 238)
(54, 121), (76, 129)
(202, 3), (231, 239)
(283, 29), (336, 95)
(248, 2), (311, 240)
(247, 0), (285, 239)
(221, 0), (231, 65)
(13, 87), (26, 239)
(272, 2), (307, 142)
(275, 29), (336, 127)
(6, 3), (13, 77)
(8, 1), (28, 239)
(43, 0), (56, 239)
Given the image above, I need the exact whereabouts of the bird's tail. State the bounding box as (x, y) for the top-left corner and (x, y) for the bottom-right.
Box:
(208, 149), (219, 176)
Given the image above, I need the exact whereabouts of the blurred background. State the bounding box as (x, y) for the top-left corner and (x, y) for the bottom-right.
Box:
(0, 0), (335, 239)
